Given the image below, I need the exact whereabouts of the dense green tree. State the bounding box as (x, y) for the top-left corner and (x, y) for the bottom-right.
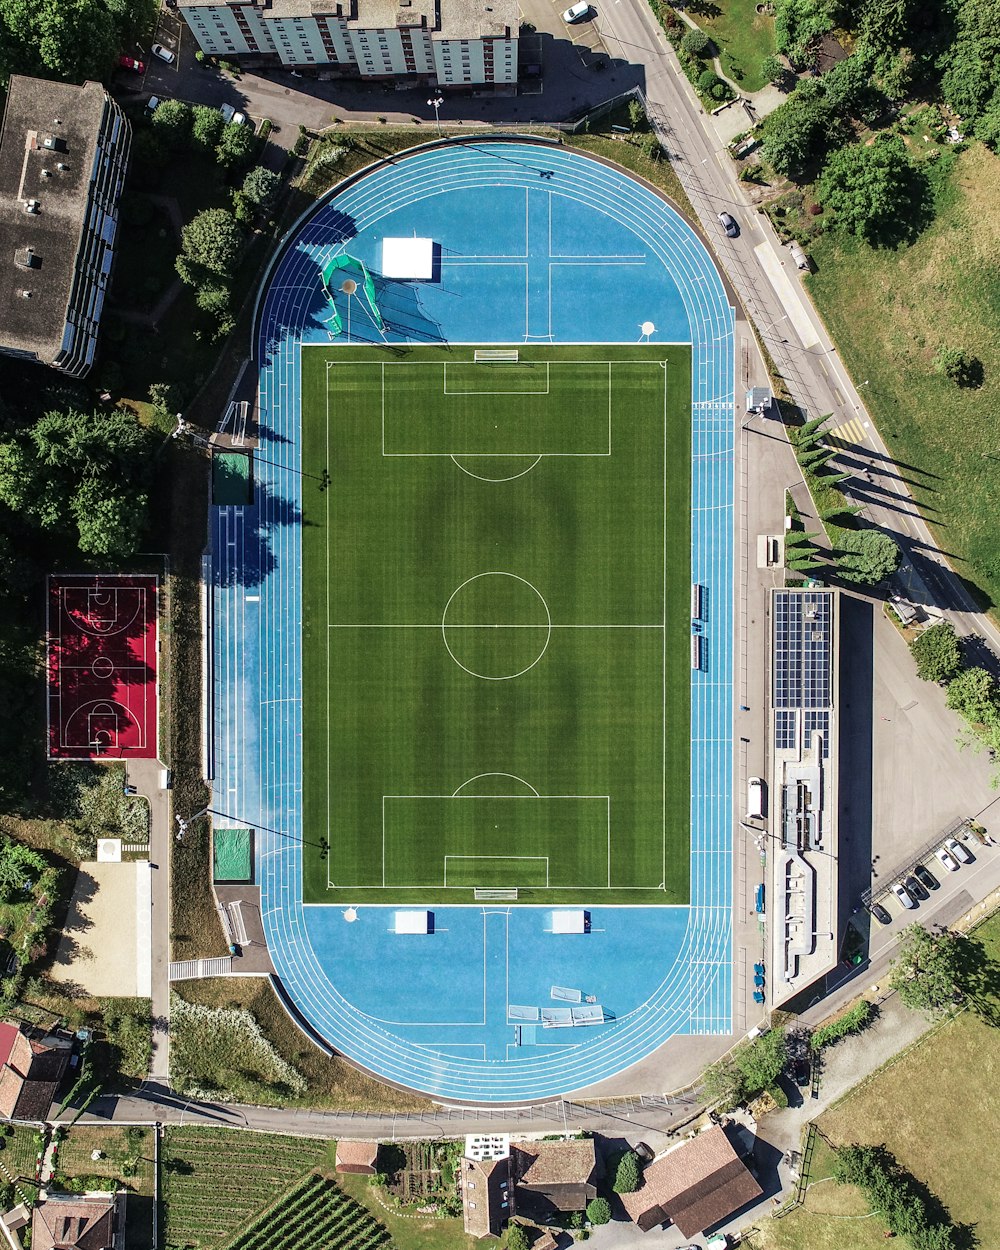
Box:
(681, 27), (712, 57)
(910, 622), (963, 684)
(761, 81), (844, 180)
(945, 666), (1000, 725)
(195, 280), (232, 318)
(975, 101), (1000, 149)
(817, 135), (920, 243)
(0, 0), (115, 85)
(216, 121), (255, 172)
(734, 1027), (787, 1093)
(0, 409), (153, 558)
(586, 1197), (612, 1225)
(835, 528), (901, 585)
(889, 924), (963, 1015)
(773, 0), (836, 66)
(176, 208), (243, 286)
(613, 1150), (641, 1193)
(939, 0), (1000, 125)
(504, 1225), (530, 1250)
(627, 98), (646, 130)
(150, 98), (193, 149)
(241, 166), (281, 211)
(190, 104), (224, 155)
(761, 53), (787, 85)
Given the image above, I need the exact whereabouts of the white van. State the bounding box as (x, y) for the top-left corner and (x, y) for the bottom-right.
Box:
(746, 776), (765, 820)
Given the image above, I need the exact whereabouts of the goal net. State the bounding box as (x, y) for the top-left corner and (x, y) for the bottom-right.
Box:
(474, 349), (520, 363)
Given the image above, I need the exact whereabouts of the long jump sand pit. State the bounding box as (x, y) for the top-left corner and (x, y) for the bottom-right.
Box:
(51, 861), (151, 997)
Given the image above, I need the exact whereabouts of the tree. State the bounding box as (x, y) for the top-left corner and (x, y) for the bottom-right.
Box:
(761, 53), (786, 86)
(761, 83), (844, 180)
(627, 98), (645, 131)
(176, 208), (244, 286)
(151, 98), (193, 149)
(817, 135), (921, 244)
(0, 0), (116, 86)
(504, 1225), (530, 1250)
(889, 924), (963, 1015)
(241, 165), (281, 211)
(946, 666), (1000, 726)
(190, 104), (224, 155)
(681, 27), (712, 58)
(0, 408), (153, 558)
(734, 1027), (787, 1094)
(909, 622), (962, 684)
(613, 1149), (641, 1193)
(773, 0), (836, 67)
(976, 101), (1000, 150)
(195, 280), (232, 318)
(933, 347), (983, 389)
(586, 1197), (611, 1225)
(216, 121), (255, 172)
(835, 528), (900, 586)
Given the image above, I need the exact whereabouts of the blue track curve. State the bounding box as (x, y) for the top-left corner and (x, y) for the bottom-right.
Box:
(211, 139), (735, 1102)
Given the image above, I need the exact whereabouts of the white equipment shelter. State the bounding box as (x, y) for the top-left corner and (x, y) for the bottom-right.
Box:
(551, 910), (586, 934)
(394, 910), (430, 934)
(382, 237), (434, 280)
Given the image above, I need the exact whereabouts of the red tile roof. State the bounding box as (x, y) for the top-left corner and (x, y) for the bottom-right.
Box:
(620, 1127), (762, 1236)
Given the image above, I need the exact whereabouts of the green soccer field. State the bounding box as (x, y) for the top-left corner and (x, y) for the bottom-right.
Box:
(300, 343), (692, 905)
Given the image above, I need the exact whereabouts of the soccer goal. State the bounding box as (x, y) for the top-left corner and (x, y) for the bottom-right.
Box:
(474, 349), (520, 363)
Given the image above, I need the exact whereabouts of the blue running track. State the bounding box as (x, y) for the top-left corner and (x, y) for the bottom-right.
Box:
(210, 139), (735, 1102)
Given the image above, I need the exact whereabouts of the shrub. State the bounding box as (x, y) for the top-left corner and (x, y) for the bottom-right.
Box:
(681, 27), (712, 58)
(909, 621), (963, 684)
(811, 999), (874, 1050)
(933, 346), (984, 388)
(766, 1081), (789, 1108)
(505, 1226), (530, 1250)
(613, 1149), (641, 1193)
(586, 1197), (611, 1225)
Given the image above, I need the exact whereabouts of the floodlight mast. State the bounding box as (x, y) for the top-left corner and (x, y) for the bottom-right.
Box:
(175, 805), (213, 841)
(427, 93), (443, 134)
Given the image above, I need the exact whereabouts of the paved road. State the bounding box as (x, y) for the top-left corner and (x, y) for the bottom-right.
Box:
(128, 758), (172, 1081)
(596, 0), (1000, 663)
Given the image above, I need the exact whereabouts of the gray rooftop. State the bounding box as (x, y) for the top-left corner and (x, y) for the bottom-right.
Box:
(351, 0), (435, 29)
(0, 77), (107, 366)
(178, 0), (515, 35)
(436, 0), (516, 38)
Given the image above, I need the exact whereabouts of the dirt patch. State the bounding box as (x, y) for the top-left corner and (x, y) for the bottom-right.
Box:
(50, 862), (149, 997)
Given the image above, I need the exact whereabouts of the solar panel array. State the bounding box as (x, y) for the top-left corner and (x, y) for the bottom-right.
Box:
(804, 710), (831, 759)
(773, 591), (832, 710)
(775, 709), (797, 751)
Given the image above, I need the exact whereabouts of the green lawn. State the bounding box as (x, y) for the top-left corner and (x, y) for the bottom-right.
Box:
(300, 343), (692, 905)
(688, 0), (777, 92)
(339, 1172), (478, 1250)
(806, 143), (1000, 613)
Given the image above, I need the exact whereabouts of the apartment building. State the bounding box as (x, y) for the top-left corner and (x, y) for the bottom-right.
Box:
(178, 0), (518, 87)
(0, 77), (130, 379)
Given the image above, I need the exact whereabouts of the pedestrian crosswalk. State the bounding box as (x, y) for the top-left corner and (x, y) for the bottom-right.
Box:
(826, 416), (869, 449)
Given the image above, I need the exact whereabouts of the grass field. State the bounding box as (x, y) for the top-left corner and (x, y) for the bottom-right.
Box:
(687, 0), (777, 92)
(339, 1172), (477, 1250)
(300, 343), (692, 905)
(806, 143), (1000, 614)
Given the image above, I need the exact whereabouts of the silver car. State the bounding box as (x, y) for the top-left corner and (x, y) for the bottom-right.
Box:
(892, 880), (916, 909)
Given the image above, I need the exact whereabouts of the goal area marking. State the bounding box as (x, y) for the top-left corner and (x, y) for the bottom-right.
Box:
(380, 795), (612, 891)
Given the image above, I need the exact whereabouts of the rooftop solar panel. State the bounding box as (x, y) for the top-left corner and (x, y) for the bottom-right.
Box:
(773, 590), (832, 710)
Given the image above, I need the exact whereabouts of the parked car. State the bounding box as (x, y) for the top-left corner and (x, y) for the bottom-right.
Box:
(718, 211), (739, 237)
(945, 836), (974, 864)
(935, 845), (959, 872)
(892, 881), (916, 909)
(746, 776), (765, 819)
(118, 55), (145, 72)
(220, 102), (249, 126)
(562, 1), (591, 19)
(913, 863), (939, 891)
(152, 42), (175, 63)
(870, 901), (892, 926)
(904, 874), (928, 901)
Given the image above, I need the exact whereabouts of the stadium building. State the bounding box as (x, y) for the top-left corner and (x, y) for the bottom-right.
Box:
(0, 77), (130, 379)
(177, 0), (518, 87)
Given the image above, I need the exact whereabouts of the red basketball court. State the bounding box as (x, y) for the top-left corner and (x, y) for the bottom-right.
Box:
(47, 574), (159, 760)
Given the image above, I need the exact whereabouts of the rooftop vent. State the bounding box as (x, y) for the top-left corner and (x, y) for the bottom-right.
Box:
(56, 162), (68, 170)
(15, 247), (39, 269)
(18, 290), (32, 299)
(23, 200), (40, 214)
(40, 169), (51, 178)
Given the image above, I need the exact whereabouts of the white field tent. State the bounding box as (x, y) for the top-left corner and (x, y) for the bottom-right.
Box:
(394, 910), (430, 934)
(382, 237), (434, 279)
(551, 910), (586, 934)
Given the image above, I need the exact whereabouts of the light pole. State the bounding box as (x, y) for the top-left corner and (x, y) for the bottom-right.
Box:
(175, 805), (214, 841)
(427, 93), (443, 135)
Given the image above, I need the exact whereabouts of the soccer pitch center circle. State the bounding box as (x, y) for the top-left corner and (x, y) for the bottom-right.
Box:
(236, 138), (736, 1103)
(442, 572), (552, 680)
